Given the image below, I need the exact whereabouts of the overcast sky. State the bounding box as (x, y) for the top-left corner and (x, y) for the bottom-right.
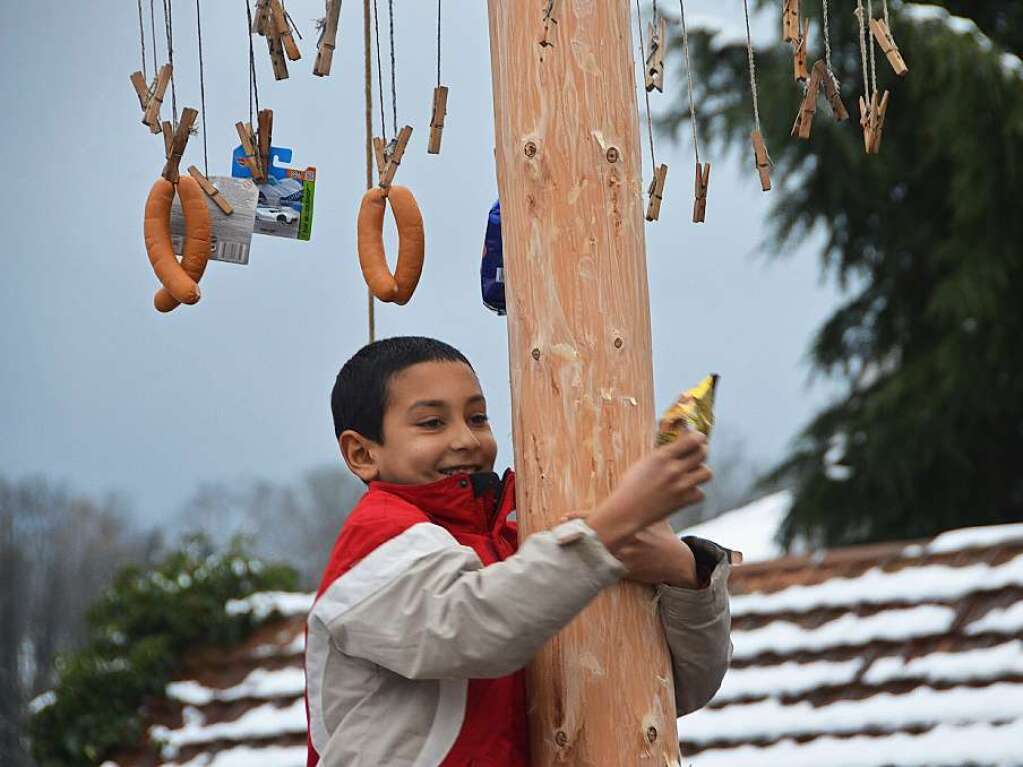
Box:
(0, 1), (844, 527)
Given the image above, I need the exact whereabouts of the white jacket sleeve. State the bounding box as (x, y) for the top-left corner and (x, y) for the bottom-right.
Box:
(657, 535), (734, 716)
(309, 519), (626, 680)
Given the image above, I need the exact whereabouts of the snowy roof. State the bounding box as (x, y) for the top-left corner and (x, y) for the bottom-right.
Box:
(106, 501), (1023, 767)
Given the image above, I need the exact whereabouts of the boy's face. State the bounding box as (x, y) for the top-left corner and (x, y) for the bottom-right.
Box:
(340, 361), (498, 485)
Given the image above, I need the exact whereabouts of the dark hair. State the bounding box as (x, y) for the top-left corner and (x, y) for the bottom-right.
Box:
(331, 336), (474, 442)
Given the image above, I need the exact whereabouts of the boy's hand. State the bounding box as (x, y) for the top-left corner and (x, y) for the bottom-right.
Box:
(560, 514), (701, 588)
(585, 431), (711, 553)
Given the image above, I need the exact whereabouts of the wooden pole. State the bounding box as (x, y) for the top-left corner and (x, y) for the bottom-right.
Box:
(486, 2), (680, 765)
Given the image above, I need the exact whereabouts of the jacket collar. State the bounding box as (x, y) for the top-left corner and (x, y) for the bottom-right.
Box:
(369, 469), (513, 534)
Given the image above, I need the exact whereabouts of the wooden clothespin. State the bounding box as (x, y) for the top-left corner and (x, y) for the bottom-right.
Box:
(428, 86), (449, 155)
(372, 137), (388, 180)
(869, 90), (890, 154)
(142, 64), (173, 133)
(692, 161), (710, 223)
(645, 163), (668, 222)
(869, 18), (908, 77)
(161, 108), (198, 183)
(379, 126), (414, 190)
(266, 26), (290, 80)
(161, 121), (174, 158)
(130, 71), (161, 134)
(251, 0), (271, 35)
(793, 18), (810, 81)
(751, 131), (771, 191)
(272, 0), (301, 61)
(313, 0), (342, 76)
(782, 0), (800, 44)
(188, 166), (234, 215)
(791, 60), (822, 140)
(257, 109), (274, 180)
(235, 121), (264, 182)
(822, 66), (849, 121)
(644, 15), (667, 93)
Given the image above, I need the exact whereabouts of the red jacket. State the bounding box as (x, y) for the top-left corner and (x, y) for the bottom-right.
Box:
(305, 470), (732, 767)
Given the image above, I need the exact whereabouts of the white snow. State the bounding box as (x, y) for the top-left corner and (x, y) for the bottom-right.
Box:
(903, 4), (1023, 78)
(682, 491), (792, 564)
(731, 553), (1023, 617)
(713, 658), (863, 703)
(732, 604), (955, 660)
(168, 667), (306, 706)
(225, 592), (313, 620)
(680, 680), (1023, 745)
(863, 640), (1023, 686)
(924, 522), (1023, 554)
(680, 718), (1023, 767)
(151, 698), (305, 750)
(251, 630), (305, 659)
(164, 744), (306, 767)
(966, 601), (1023, 636)
(28, 690), (55, 714)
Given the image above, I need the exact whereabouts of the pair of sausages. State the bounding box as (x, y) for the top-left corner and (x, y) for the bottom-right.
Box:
(356, 185), (424, 305)
(144, 176), (212, 313)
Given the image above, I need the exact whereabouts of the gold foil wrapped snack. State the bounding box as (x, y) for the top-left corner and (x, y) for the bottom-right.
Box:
(656, 374), (719, 444)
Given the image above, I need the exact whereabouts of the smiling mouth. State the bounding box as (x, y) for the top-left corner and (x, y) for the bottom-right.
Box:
(439, 465), (482, 476)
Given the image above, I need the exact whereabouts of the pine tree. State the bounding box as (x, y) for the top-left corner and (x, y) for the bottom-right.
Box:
(662, 1), (1023, 547)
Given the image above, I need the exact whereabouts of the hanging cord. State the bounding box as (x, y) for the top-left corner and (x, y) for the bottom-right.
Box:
(741, 0), (764, 140)
(387, 0), (398, 136)
(363, 0), (376, 343)
(822, 0), (838, 84)
(372, 0), (387, 141)
(882, 0), (890, 29)
(138, 0), (148, 79)
(634, 0), (657, 174)
(150, 0), (159, 77)
(163, 0), (178, 126)
(854, 0), (871, 100)
(867, 0), (877, 96)
(283, 4), (303, 40)
(677, 0), (700, 165)
(196, 0), (209, 175)
(245, 0), (261, 127)
(436, 0), (441, 88)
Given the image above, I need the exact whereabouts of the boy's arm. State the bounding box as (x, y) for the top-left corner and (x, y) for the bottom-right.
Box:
(308, 516), (626, 681)
(657, 535), (734, 716)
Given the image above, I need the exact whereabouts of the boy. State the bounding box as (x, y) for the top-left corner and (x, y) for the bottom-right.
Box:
(306, 337), (733, 766)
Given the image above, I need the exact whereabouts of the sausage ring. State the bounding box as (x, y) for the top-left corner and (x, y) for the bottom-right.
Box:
(144, 176), (212, 313)
(356, 185), (424, 305)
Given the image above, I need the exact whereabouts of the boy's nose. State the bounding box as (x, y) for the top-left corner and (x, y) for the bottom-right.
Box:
(450, 423), (481, 450)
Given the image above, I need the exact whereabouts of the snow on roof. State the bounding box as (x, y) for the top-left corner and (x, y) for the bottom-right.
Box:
(681, 490), (792, 564)
(224, 591), (312, 621)
(107, 502), (1023, 767)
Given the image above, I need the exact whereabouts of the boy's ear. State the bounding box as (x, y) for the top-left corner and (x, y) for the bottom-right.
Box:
(338, 430), (380, 483)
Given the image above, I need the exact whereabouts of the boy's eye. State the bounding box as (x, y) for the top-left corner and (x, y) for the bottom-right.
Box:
(470, 413), (490, 425)
(418, 418), (444, 429)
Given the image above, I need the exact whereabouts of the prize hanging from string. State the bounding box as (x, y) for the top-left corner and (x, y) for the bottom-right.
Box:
(636, 0), (667, 221)
(358, 0), (425, 305)
(742, 0), (771, 191)
(677, 0), (709, 222)
(789, 0), (848, 141)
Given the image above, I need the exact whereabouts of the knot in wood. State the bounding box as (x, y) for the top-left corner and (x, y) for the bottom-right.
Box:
(555, 730), (568, 747)
(531, 347), (541, 361)
(614, 337), (624, 349)
(524, 141), (538, 158)
(646, 726), (658, 743)
(606, 146), (620, 163)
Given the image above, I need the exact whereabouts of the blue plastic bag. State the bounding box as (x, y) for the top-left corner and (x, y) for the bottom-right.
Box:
(480, 200), (505, 316)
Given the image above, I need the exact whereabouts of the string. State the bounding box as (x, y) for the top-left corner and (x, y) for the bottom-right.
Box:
(855, 0), (871, 100)
(150, 0), (159, 77)
(245, 0), (261, 127)
(363, 0), (376, 343)
(436, 0), (441, 88)
(882, 0), (890, 29)
(163, 0), (178, 126)
(372, 0), (386, 141)
(822, 0), (838, 84)
(634, 0), (657, 173)
(678, 0), (700, 166)
(196, 0), (208, 175)
(138, 0), (148, 80)
(741, 0), (763, 136)
(387, 0), (397, 136)
(867, 0), (877, 96)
